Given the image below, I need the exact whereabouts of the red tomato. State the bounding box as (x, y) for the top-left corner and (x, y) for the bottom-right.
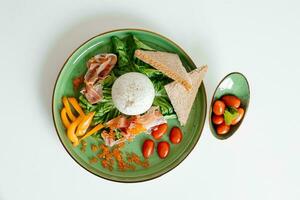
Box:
(157, 141), (170, 159)
(212, 114), (224, 125)
(221, 95), (241, 108)
(231, 108), (245, 125)
(152, 123), (168, 140)
(169, 127), (183, 144)
(213, 100), (225, 115)
(142, 139), (155, 159)
(216, 122), (230, 135)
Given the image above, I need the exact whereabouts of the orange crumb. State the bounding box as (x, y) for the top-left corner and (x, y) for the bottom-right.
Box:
(127, 152), (149, 168)
(91, 144), (98, 152)
(73, 76), (84, 91)
(89, 157), (98, 164)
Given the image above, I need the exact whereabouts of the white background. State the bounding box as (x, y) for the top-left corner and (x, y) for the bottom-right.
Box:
(1, 0), (299, 199)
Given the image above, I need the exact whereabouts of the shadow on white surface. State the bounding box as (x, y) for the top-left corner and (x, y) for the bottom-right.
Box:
(39, 12), (159, 126)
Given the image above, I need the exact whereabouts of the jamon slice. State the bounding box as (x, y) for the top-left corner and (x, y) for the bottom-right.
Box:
(81, 83), (103, 105)
(101, 107), (166, 147)
(81, 53), (117, 104)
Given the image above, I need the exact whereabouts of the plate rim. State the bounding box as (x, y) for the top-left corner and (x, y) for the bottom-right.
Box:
(51, 28), (207, 183)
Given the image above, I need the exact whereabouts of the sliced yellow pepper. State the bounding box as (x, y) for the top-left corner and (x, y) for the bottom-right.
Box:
(76, 112), (95, 136)
(68, 97), (85, 116)
(67, 116), (83, 146)
(79, 123), (104, 142)
(60, 108), (71, 128)
(62, 97), (76, 121)
(127, 123), (146, 135)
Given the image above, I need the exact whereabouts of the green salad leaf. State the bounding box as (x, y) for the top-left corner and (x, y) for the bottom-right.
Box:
(114, 129), (123, 140)
(111, 36), (130, 68)
(133, 36), (154, 50)
(224, 107), (239, 125)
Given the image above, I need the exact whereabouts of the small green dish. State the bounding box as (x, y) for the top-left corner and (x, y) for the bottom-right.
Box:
(209, 72), (250, 140)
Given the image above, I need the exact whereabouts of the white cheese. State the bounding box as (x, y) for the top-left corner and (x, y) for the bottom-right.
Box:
(112, 72), (155, 115)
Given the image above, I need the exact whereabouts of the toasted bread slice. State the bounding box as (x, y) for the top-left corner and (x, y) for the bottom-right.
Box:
(134, 50), (192, 90)
(164, 65), (208, 125)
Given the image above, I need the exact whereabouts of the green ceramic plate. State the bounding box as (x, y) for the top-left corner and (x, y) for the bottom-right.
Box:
(52, 29), (207, 182)
(209, 72), (250, 140)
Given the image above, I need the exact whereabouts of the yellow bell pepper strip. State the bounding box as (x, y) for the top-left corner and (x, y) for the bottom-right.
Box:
(67, 116), (83, 146)
(68, 97), (85, 116)
(79, 123), (104, 141)
(75, 112), (95, 136)
(127, 123), (146, 135)
(62, 97), (76, 121)
(60, 108), (71, 128)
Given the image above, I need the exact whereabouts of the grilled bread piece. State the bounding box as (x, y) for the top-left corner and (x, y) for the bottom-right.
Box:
(134, 50), (192, 90)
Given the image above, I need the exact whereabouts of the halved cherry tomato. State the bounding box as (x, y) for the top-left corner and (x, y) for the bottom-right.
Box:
(212, 114), (224, 125)
(213, 100), (225, 115)
(142, 139), (155, 159)
(216, 122), (230, 135)
(169, 127), (183, 144)
(231, 108), (245, 125)
(221, 95), (241, 108)
(152, 123), (168, 140)
(157, 141), (170, 159)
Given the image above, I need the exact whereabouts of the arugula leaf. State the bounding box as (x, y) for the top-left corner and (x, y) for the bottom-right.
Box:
(224, 107), (239, 125)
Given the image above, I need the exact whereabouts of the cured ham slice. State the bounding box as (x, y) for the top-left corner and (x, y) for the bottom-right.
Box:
(134, 107), (167, 129)
(106, 115), (129, 129)
(81, 83), (103, 105)
(85, 54), (117, 84)
(101, 107), (166, 146)
(81, 53), (117, 104)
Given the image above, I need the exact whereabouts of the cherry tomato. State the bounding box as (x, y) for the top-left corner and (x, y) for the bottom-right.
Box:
(216, 122), (230, 135)
(169, 127), (183, 144)
(231, 108), (245, 125)
(212, 114), (224, 125)
(157, 141), (170, 159)
(142, 139), (155, 159)
(221, 95), (241, 108)
(213, 100), (225, 115)
(152, 123), (168, 140)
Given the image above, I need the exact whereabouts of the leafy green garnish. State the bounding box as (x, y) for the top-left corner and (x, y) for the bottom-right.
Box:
(114, 129), (123, 140)
(134, 64), (162, 78)
(111, 36), (130, 68)
(224, 107), (239, 125)
(79, 35), (175, 125)
(152, 79), (173, 115)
